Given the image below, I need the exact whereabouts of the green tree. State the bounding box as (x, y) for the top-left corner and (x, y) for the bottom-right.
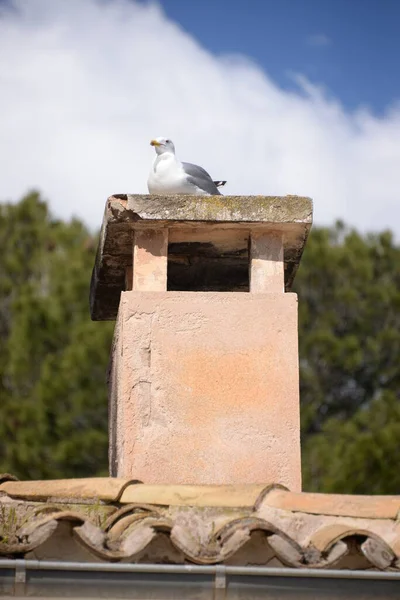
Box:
(303, 390), (400, 494)
(0, 191), (113, 479)
(295, 223), (400, 493)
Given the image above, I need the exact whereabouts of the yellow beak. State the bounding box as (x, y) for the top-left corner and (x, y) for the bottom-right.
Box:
(150, 139), (161, 147)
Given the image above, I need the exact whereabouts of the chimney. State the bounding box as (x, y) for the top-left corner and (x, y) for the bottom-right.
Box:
(90, 194), (312, 490)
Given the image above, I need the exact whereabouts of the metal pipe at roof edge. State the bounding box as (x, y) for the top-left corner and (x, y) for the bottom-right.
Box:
(0, 559), (399, 580)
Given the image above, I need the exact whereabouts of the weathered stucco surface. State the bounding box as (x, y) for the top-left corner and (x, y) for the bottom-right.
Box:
(108, 291), (301, 489)
(132, 228), (168, 291)
(250, 232), (284, 293)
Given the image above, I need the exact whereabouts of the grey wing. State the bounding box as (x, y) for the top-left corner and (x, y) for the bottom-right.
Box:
(182, 162), (222, 195)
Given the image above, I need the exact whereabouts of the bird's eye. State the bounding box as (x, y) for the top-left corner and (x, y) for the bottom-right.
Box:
(165, 139), (170, 143)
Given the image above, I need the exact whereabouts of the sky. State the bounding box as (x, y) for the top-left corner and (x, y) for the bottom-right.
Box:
(162, 0), (400, 115)
(0, 0), (399, 234)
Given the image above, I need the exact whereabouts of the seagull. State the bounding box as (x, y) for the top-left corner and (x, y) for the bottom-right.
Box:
(147, 137), (226, 195)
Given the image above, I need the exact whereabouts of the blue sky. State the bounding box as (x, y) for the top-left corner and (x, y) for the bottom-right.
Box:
(160, 0), (400, 114)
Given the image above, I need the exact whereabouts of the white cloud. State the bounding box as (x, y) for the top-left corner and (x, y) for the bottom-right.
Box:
(306, 33), (332, 47)
(0, 0), (399, 234)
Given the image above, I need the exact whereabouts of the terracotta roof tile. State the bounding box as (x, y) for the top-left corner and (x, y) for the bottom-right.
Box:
(1, 476), (399, 570)
(262, 489), (400, 519)
(119, 483), (270, 507)
(311, 523), (370, 552)
(0, 477), (140, 502)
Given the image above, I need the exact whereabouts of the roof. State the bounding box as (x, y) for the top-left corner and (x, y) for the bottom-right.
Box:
(1, 475), (399, 570)
(90, 194), (312, 320)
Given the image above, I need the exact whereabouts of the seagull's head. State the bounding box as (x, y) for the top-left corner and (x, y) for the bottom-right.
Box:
(150, 137), (176, 155)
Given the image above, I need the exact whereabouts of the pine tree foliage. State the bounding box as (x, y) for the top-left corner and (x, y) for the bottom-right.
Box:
(294, 223), (400, 492)
(0, 192), (113, 478)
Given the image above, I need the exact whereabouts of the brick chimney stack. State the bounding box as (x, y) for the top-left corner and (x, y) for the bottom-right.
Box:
(90, 194), (312, 491)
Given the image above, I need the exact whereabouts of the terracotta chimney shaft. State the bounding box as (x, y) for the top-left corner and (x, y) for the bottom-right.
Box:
(91, 194), (312, 490)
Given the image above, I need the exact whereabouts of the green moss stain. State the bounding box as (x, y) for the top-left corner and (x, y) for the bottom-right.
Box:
(185, 195), (312, 222)
(0, 505), (32, 544)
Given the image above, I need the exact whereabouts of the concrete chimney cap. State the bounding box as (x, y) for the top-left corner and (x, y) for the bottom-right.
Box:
(90, 194), (313, 320)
